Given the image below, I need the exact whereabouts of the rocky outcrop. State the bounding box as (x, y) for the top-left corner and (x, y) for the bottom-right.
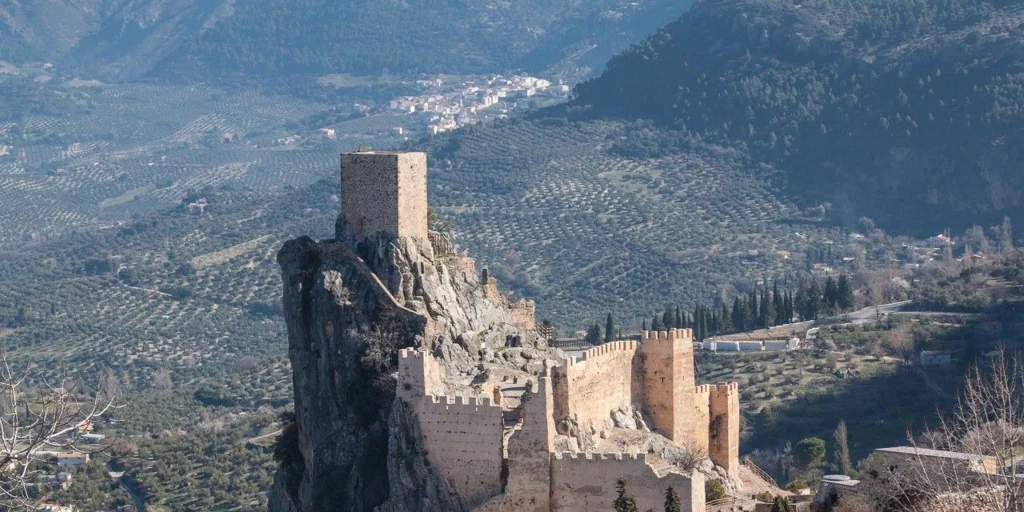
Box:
(268, 230), (540, 512)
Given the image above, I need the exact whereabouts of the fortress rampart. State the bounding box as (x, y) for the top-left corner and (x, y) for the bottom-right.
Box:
(552, 341), (640, 430)
(550, 451), (704, 512)
(417, 394), (504, 507)
(709, 383), (740, 475)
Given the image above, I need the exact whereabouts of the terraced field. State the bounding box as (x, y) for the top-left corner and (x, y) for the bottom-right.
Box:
(427, 118), (844, 329)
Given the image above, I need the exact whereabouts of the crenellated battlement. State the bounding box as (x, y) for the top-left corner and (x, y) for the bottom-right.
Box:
(552, 451), (647, 462)
(641, 328), (694, 343)
(425, 393), (500, 408)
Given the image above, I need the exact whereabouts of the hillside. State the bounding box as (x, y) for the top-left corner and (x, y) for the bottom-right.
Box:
(0, 0), (688, 82)
(571, 0), (1024, 234)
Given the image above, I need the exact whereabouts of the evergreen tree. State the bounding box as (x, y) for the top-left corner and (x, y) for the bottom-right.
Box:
(614, 479), (639, 512)
(762, 287), (777, 327)
(675, 305), (683, 328)
(731, 297), (744, 333)
(832, 419), (852, 476)
(794, 278), (808, 321)
(806, 279), (822, 320)
(1000, 216), (1014, 255)
(642, 318), (647, 331)
(749, 288), (759, 327)
(652, 313), (663, 331)
(837, 274), (855, 313)
(824, 276), (839, 315)
(662, 310), (674, 331)
(720, 302), (732, 333)
(770, 496), (793, 512)
(664, 486), (681, 512)
(772, 281), (783, 325)
(585, 323), (602, 345)
(605, 313), (615, 343)
(697, 307), (708, 341)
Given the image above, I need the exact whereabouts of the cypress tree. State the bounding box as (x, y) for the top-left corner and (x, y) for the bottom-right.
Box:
(675, 305), (683, 328)
(773, 281), (783, 325)
(662, 310), (674, 331)
(749, 288), (759, 327)
(837, 274), (855, 313)
(720, 302), (732, 333)
(806, 279), (822, 320)
(731, 296), (744, 333)
(794, 278), (808, 321)
(605, 313), (615, 343)
(824, 276), (839, 315)
(664, 486), (681, 512)
(614, 479), (639, 512)
(642, 319), (647, 331)
(652, 313), (663, 331)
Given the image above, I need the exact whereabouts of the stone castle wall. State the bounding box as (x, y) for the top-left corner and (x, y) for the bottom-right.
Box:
(398, 348), (444, 401)
(480, 269), (536, 331)
(552, 341), (641, 431)
(550, 452), (705, 512)
(502, 373), (556, 512)
(416, 394), (504, 507)
(341, 152), (427, 241)
(693, 385), (712, 454)
(640, 329), (701, 446)
(709, 383), (740, 475)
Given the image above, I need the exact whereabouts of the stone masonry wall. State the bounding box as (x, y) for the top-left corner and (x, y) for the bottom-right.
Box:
(341, 152), (427, 241)
(398, 348), (444, 402)
(479, 269), (536, 331)
(502, 372), (556, 512)
(640, 329), (703, 448)
(552, 341), (641, 432)
(693, 385), (712, 454)
(709, 383), (740, 476)
(550, 452), (705, 512)
(417, 394), (504, 508)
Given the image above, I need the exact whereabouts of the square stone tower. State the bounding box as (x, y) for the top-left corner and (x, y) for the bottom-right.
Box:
(640, 329), (700, 445)
(341, 151), (428, 240)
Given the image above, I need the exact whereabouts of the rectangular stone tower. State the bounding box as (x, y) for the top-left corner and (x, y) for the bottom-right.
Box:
(340, 151), (428, 240)
(709, 383), (740, 476)
(640, 329), (699, 445)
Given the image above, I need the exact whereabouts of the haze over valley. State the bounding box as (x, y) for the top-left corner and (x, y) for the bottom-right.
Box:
(0, 1), (1022, 511)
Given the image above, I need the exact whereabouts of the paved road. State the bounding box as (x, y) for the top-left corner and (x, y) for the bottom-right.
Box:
(107, 461), (145, 512)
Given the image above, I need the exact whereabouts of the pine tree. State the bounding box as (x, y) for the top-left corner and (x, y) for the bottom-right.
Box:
(664, 486), (681, 512)
(614, 479), (639, 512)
(605, 313), (615, 343)
(837, 274), (855, 313)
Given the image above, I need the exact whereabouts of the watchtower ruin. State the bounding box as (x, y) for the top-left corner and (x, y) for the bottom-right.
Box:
(340, 151), (428, 241)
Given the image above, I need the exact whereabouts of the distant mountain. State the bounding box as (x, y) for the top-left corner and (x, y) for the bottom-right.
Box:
(0, 0), (117, 63)
(0, 0), (688, 82)
(570, 0), (1024, 234)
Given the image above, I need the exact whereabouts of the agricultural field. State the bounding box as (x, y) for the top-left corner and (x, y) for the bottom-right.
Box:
(425, 118), (848, 330)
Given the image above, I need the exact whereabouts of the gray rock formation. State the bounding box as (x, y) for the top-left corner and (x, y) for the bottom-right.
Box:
(268, 231), (539, 512)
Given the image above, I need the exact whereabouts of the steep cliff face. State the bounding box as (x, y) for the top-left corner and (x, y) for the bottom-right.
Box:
(268, 229), (539, 512)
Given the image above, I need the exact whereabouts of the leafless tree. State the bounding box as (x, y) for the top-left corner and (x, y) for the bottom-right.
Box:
(0, 348), (120, 508)
(858, 348), (1024, 511)
(885, 324), (915, 363)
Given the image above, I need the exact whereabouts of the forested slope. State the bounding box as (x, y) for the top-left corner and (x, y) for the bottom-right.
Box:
(571, 0), (1024, 233)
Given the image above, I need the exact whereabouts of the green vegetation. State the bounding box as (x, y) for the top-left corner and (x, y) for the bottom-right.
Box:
(705, 479), (726, 503)
(570, 0), (1024, 234)
(614, 478), (639, 512)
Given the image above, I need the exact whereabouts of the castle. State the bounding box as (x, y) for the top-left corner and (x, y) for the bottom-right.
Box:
(340, 151), (744, 512)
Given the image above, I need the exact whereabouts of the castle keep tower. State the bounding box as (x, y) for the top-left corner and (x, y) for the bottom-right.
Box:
(640, 329), (699, 445)
(340, 151), (428, 241)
